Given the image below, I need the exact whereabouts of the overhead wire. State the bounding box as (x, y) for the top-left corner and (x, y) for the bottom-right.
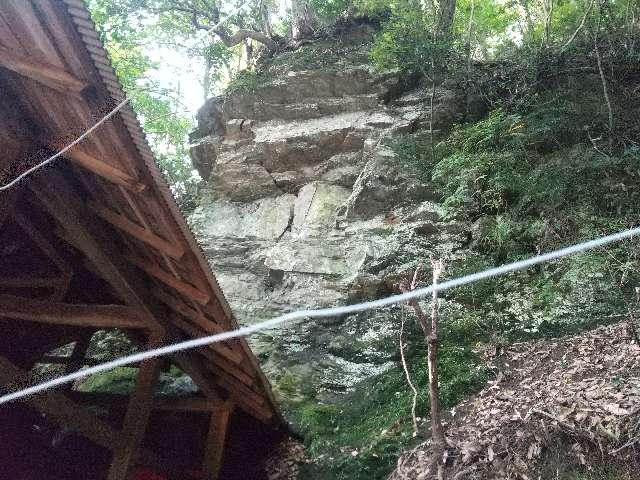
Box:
(1, 225), (638, 404)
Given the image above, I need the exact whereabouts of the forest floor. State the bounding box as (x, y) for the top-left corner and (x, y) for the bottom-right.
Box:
(390, 320), (640, 479)
(267, 320), (640, 479)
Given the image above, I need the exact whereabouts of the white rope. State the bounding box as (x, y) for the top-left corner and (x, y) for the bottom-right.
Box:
(1, 225), (638, 405)
(0, 97), (131, 192)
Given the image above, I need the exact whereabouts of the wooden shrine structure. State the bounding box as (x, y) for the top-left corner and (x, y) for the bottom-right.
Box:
(0, 1), (283, 478)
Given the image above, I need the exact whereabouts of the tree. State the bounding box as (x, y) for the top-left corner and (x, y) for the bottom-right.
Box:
(437, 0), (457, 37)
(292, 0), (319, 39)
(88, 0), (200, 212)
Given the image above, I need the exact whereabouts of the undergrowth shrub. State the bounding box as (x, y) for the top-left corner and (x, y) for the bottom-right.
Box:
(293, 314), (488, 480)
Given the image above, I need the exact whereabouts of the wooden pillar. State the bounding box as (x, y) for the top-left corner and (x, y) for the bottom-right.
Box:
(62, 333), (93, 391)
(202, 400), (234, 480)
(106, 337), (164, 480)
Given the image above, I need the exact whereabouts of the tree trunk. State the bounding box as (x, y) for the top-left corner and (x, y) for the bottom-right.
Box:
(428, 259), (446, 451)
(214, 28), (277, 50)
(291, 0), (318, 40)
(437, 0), (457, 37)
(203, 55), (212, 102)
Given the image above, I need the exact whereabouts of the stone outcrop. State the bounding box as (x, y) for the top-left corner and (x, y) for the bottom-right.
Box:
(188, 45), (471, 410)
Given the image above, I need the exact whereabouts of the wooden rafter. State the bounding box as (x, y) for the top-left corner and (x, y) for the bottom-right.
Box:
(90, 201), (185, 260)
(107, 336), (164, 480)
(128, 255), (211, 306)
(46, 143), (147, 194)
(153, 290), (222, 333)
(0, 45), (89, 94)
(0, 294), (153, 330)
(31, 172), (228, 407)
(32, 173), (159, 326)
(170, 313), (242, 365)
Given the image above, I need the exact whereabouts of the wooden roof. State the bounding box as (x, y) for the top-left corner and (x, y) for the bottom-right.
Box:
(0, 0), (280, 433)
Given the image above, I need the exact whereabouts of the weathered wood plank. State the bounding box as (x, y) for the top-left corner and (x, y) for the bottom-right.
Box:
(46, 144), (147, 194)
(90, 201), (184, 260)
(0, 294), (152, 330)
(128, 255), (211, 306)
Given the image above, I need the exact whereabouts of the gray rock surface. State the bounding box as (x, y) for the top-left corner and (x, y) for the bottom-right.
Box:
(188, 56), (470, 410)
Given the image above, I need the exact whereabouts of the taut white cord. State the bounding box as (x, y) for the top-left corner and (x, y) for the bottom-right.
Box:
(0, 97), (130, 192)
(1, 225), (638, 404)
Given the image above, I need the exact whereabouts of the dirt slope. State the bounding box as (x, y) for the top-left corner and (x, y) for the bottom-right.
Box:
(390, 321), (640, 479)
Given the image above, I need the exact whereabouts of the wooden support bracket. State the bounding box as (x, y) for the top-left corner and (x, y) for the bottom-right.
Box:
(128, 255), (211, 306)
(46, 144), (147, 194)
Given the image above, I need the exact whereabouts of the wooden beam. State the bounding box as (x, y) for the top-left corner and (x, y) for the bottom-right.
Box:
(0, 45), (89, 94)
(171, 314), (242, 365)
(47, 144), (147, 194)
(0, 275), (66, 289)
(0, 294), (153, 330)
(90, 202), (184, 260)
(153, 290), (222, 333)
(0, 355), (116, 449)
(32, 174), (160, 331)
(32, 173), (272, 422)
(202, 401), (234, 480)
(0, 356), (172, 475)
(107, 337), (164, 480)
(128, 255), (211, 306)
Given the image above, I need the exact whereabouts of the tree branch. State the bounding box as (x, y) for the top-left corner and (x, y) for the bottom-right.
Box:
(213, 28), (276, 49)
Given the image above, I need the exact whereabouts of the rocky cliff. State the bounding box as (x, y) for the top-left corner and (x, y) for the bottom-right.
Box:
(187, 27), (475, 415)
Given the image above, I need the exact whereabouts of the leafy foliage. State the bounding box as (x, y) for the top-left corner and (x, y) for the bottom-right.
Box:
(88, 0), (202, 212)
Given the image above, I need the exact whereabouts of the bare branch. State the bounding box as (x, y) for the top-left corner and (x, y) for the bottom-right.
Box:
(561, 0), (595, 51)
(399, 307), (419, 436)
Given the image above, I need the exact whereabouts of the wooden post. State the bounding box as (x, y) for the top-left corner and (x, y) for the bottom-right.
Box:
(107, 336), (164, 480)
(202, 400), (234, 480)
(62, 333), (93, 390)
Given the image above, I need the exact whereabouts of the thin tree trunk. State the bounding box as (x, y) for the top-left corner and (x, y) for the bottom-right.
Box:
(260, 0), (273, 38)
(561, 0), (594, 51)
(428, 259), (446, 451)
(203, 55), (212, 102)
(542, 0), (554, 49)
(594, 13), (614, 151)
(466, 0), (476, 76)
(399, 308), (419, 436)
(291, 0), (318, 40)
(437, 0), (457, 37)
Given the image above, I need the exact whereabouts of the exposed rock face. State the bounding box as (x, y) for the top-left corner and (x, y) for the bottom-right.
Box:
(188, 49), (470, 411)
